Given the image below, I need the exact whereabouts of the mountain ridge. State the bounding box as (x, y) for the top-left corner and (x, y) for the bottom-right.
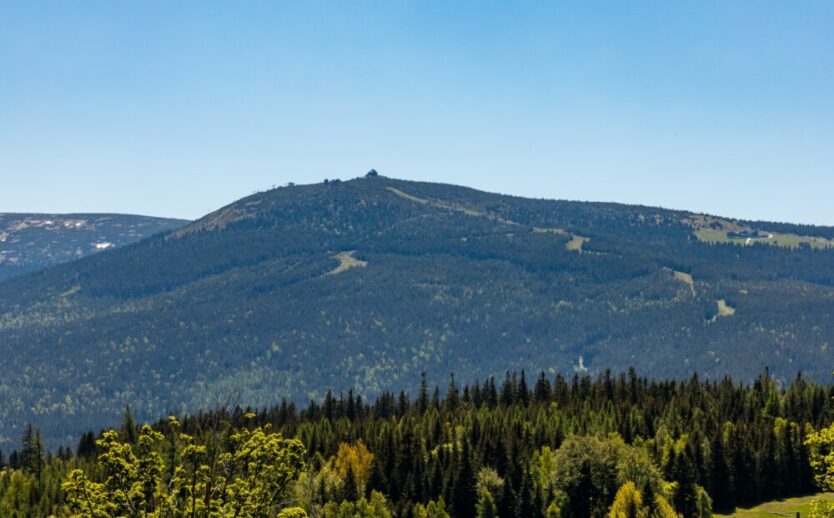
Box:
(0, 213), (188, 282)
(1, 174), (834, 447)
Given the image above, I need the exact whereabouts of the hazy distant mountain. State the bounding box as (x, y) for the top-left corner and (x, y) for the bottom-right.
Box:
(0, 213), (187, 282)
(2, 174), (834, 447)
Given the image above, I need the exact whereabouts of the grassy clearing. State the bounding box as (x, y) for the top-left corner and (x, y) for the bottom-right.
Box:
(566, 235), (588, 252)
(694, 229), (834, 250)
(717, 299), (736, 317)
(326, 251), (367, 275)
(715, 493), (834, 517)
(673, 271), (694, 286)
(673, 271), (696, 296)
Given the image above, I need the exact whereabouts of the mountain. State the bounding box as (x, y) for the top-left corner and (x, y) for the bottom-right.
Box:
(2, 173), (834, 447)
(0, 213), (187, 282)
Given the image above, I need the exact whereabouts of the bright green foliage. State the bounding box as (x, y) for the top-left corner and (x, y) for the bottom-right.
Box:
(807, 423), (834, 518)
(647, 494), (678, 518)
(807, 422), (834, 490)
(544, 434), (667, 516)
(413, 498), (451, 518)
(276, 507), (308, 518)
(476, 467), (504, 500)
(63, 426), (164, 517)
(321, 491), (391, 518)
(608, 482), (680, 518)
(0, 468), (57, 516)
(62, 469), (112, 517)
(530, 446), (558, 502)
(62, 416), (305, 517)
(545, 500), (563, 518)
(694, 485), (713, 518)
(475, 489), (498, 518)
(609, 482), (647, 518)
(810, 499), (834, 518)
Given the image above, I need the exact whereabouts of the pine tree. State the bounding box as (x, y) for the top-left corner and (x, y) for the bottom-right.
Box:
(534, 372), (551, 403)
(419, 372), (430, 414)
(343, 464), (359, 502)
(120, 404), (138, 444)
(446, 373), (460, 412)
(710, 432), (734, 512)
(670, 449), (698, 517)
(368, 457), (388, 495)
(453, 440), (477, 518)
(517, 468), (539, 518)
(498, 477), (517, 518)
(518, 370), (530, 407)
(21, 423), (44, 486)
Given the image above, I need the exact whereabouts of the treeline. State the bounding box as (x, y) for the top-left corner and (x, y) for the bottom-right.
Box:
(1, 369), (833, 517)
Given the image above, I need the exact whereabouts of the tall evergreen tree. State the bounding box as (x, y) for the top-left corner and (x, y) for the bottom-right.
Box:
(453, 440), (477, 518)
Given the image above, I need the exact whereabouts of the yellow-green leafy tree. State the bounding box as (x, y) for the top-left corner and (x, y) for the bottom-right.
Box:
(608, 481), (677, 518)
(413, 498), (451, 518)
(321, 490), (391, 518)
(806, 422), (834, 518)
(609, 481), (647, 518)
(334, 440), (375, 497)
(62, 414), (306, 517)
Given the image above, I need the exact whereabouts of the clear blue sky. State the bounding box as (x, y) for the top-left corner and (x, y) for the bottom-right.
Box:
(2, 1), (833, 224)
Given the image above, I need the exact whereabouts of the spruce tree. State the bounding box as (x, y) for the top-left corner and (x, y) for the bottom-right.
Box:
(446, 373), (460, 412)
(452, 440), (477, 518)
(343, 464), (359, 502)
(419, 372), (430, 414)
(710, 433), (734, 512)
(120, 404), (138, 444)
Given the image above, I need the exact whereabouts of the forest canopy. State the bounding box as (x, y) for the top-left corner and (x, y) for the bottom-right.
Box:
(2, 369), (834, 517)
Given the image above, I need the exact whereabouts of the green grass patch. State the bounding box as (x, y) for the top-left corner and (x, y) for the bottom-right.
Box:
(694, 229), (834, 250)
(715, 493), (834, 517)
(566, 235), (588, 252)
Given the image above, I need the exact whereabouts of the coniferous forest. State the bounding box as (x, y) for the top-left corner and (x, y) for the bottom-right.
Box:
(6, 177), (834, 449)
(3, 369), (834, 517)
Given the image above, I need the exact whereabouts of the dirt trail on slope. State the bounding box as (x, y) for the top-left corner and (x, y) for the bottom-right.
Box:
(387, 187), (589, 252)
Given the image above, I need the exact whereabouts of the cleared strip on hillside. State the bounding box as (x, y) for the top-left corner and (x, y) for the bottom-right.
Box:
(387, 186), (588, 252)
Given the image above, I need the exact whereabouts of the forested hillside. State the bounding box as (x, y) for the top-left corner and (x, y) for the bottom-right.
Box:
(0, 213), (187, 281)
(2, 370), (834, 517)
(2, 174), (834, 447)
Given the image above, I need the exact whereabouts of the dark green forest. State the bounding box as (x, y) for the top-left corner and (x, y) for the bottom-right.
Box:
(3, 176), (834, 447)
(3, 370), (834, 517)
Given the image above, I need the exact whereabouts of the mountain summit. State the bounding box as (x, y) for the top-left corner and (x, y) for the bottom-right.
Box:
(1, 174), (834, 446)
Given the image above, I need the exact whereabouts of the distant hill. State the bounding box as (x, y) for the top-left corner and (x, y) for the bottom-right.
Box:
(0, 213), (187, 281)
(2, 174), (834, 447)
